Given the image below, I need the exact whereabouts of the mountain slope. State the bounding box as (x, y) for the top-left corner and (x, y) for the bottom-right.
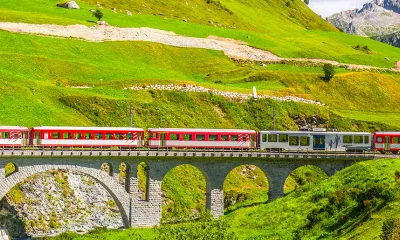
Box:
(328, 0), (400, 47)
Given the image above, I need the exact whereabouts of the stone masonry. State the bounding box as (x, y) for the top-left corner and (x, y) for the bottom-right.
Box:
(0, 152), (374, 227)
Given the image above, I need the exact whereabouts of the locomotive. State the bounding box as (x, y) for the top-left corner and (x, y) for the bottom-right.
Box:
(0, 126), (398, 153)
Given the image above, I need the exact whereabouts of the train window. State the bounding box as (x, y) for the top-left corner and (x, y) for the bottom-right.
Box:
(126, 133), (134, 140)
(44, 133), (49, 139)
(74, 133), (82, 139)
(354, 136), (363, 144)
(53, 132), (60, 139)
(63, 133), (72, 139)
(377, 137), (383, 143)
(300, 136), (310, 146)
(196, 135), (205, 141)
(209, 135), (218, 141)
(84, 133), (92, 139)
(116, 134), (123, 140)
(343, 135), (353, 144)
(14, 133), (18, 139)
(170, 134), (179, 140)
(221, 135), (229, 141)
(364, 136), (370, 143)
(183, 134), (192, 141)
(268, 134), (277, 142)
(95, 133), (103, 140)
(393, 137), (400, 143)
(242, 136), (247, 141)
(105, 133), (113, 140)
(231, 135), (239, 141)
(1, 132), (9, 139)
(152, 133), (158, 138)
(261, 134), (267, 142)
(289, 136), (299, 146)
(279, 134), (288, 142)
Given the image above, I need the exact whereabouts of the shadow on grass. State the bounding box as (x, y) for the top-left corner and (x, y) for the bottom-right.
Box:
(224, 200), (269, 215)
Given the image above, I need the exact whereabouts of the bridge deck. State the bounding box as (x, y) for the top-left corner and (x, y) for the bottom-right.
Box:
(0, 150), (390, 159)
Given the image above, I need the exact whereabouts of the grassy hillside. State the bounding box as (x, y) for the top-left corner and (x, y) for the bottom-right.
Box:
(1, 0), (400, 67)
(46, 159), (400, 240)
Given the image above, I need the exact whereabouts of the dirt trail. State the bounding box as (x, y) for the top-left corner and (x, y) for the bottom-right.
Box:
(0, 22), (395, 71)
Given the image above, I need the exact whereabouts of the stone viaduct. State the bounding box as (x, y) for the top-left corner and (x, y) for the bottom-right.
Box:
(0, 150), (377, 227)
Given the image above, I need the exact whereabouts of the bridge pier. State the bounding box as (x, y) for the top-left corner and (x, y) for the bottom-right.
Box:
(206, 183), (224, 219)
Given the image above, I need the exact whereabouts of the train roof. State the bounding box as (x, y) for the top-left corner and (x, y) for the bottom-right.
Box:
(375, 132), (400, 135)
(0, 126), (29, 130)
(32, 126), (145, 131)
(148, 128), (256, 133)
(259, 130), (371, 135)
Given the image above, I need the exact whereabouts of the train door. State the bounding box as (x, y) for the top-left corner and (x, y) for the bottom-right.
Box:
(313, 135), (325, 150)
(160, 133), (166, 148)
(250, 135), (255, 148)
(138, 133), (143, 147)
(385, 136), (391, 152)
(35, 132), (41, 146)
(22, 132), (27, 147)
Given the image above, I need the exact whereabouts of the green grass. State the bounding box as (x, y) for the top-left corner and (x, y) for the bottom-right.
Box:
(1, 0), (400, 68)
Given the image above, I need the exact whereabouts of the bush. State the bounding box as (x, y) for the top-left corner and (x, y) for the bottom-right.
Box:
(304, 0), (309, 5)
(322, 63), (335, 81)
(93, 9), (104, 21)
(380, 218), (398, 240)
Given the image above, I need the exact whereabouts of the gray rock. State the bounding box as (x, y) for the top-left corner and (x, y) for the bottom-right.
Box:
(57, 1), (80, 9)
(97, 21), (109, 26)
(126, 10), (132, 16)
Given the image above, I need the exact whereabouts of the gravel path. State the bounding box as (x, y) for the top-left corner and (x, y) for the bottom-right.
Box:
(0, 22), (396, 71)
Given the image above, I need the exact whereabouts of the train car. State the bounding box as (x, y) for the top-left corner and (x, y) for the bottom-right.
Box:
(147, 128), (257, 149)
(31, 126), (145, 147)
(374, 132), (400, 153)
(0, 126), (30, 147)
(259, 131), (372, 152)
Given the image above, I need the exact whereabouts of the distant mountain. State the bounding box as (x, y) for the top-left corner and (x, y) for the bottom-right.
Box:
(328, 0), (400, 46)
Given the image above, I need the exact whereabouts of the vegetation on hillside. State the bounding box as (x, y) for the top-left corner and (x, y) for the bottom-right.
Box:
(1, 0), (400, 67)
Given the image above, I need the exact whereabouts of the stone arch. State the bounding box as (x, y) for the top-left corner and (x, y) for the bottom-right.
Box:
(137, 162), (149, 201)
(0, 164), (130, 227)
(284, 165), (329, 194)
(223, 164), (269, 212)
(100, 162), (113, 176)
(160, 164), (210, 221)
(4, 162), (18, 177)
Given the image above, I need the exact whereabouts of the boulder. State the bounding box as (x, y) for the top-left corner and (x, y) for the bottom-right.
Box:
(97, 21), (109, 26)
(126, 10), (132, 16)
(57, 1), (80, 9)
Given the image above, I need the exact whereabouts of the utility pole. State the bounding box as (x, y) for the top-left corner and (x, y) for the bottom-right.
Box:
(273, 106), (277, 131)
(130, 103), (133, 128)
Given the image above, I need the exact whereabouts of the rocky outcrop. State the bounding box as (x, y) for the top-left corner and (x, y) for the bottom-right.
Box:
(4, 170), (123, 237)
(56, 1), (80, 9)
(328, 0), (400, 38)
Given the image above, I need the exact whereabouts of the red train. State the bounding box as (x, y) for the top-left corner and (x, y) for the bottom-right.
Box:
(1, 126), (400, 153)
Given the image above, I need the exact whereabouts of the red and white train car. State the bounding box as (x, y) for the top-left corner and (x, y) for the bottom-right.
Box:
(0, 126), (30, 147)
(374, 132), (400, 153)
(147, 128), (257, 149)
(31, 126), (145, 147)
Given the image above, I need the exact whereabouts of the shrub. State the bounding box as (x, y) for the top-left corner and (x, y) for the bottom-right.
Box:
(380, 218), (398, 240)
(93, 9), (104, 21)
(304, 0), (309, 5)
(322, 63), (335, 81)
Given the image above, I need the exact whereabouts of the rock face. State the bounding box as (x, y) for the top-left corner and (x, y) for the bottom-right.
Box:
(3, 170), (123, 237)
(328, 0), (400, 42)
(57, 1), (80, 9)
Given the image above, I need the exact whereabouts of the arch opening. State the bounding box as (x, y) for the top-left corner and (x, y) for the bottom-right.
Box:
(161, 164), (207, 222)
(137, 162), (149, 201)
(1, 169), (125, 237)
(223, 165), (268, 213)
(284, 165), (328, 195)
(5, 163), (18, 177)
(100, 162), (112, 176)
